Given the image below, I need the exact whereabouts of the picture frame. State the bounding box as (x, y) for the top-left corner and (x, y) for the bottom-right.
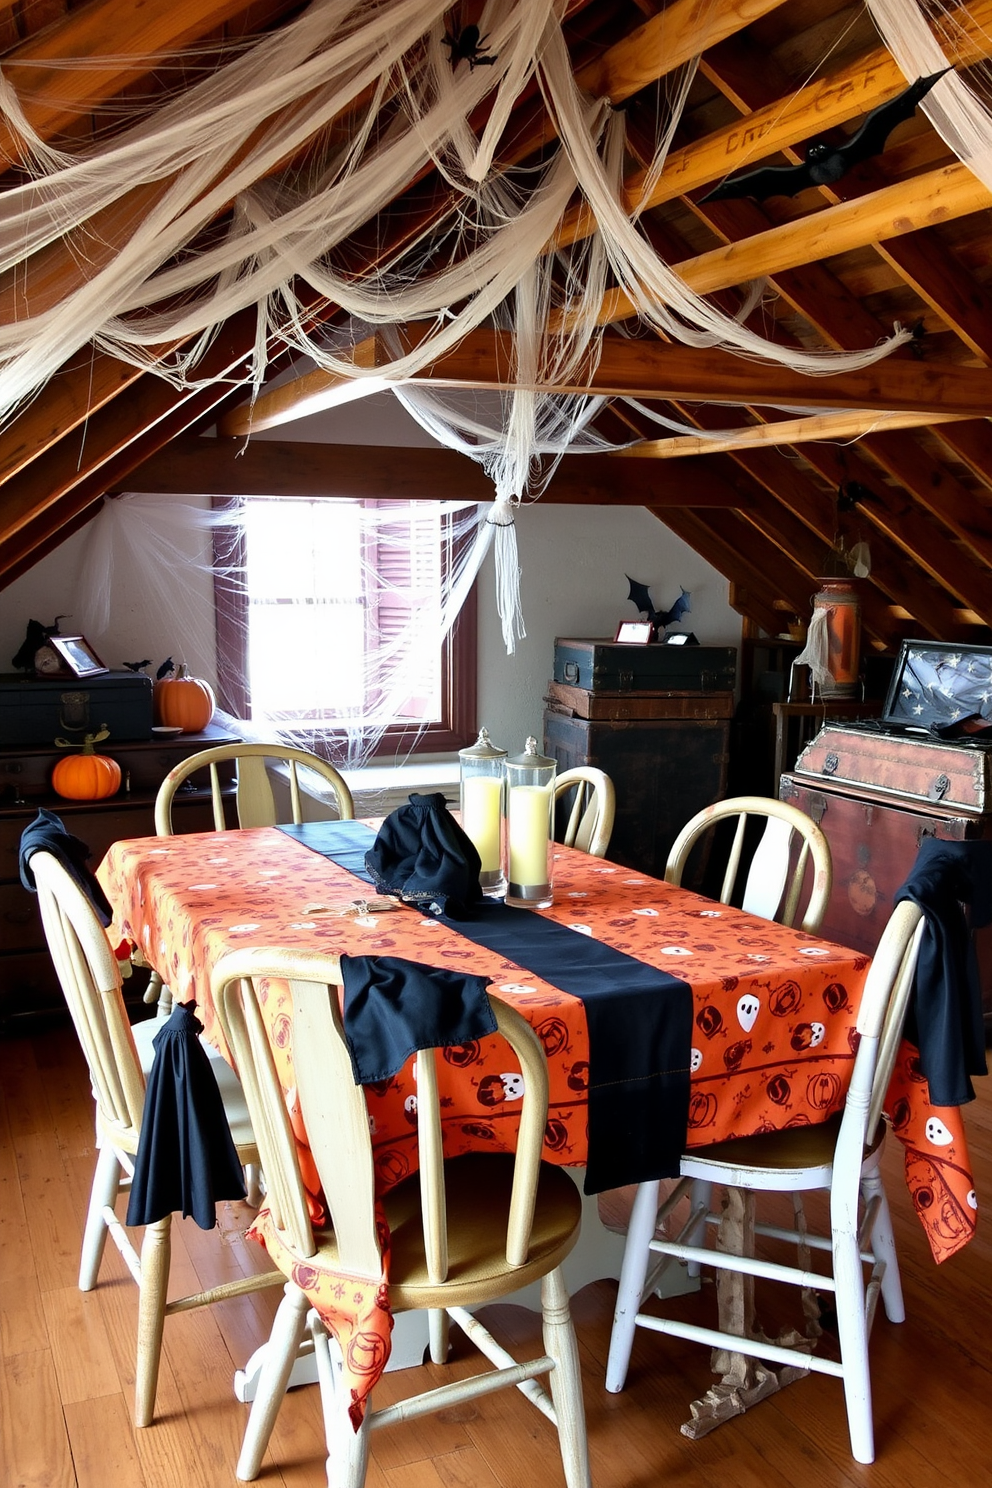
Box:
(48, 634), (109, 678)
(614, 620), (654, 644)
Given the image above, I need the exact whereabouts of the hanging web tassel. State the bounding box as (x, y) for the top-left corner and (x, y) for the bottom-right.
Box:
(794, 607), (831, 693)
(488, 498), (525, 655)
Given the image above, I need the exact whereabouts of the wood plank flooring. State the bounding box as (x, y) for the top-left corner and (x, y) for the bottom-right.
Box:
(2, 1019), (989, 1488)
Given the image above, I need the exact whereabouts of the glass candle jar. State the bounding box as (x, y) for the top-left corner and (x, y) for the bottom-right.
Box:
(505, 736), (556, 909)
(459, 727), (507, 897)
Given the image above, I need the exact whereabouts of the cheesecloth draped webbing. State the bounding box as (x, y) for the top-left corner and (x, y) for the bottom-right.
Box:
(0, 0), (920, 651)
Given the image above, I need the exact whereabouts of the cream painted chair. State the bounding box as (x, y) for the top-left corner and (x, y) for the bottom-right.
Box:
(553, 766), (615, 858)
(665, 794), (833, 934)
(31, 851), (281, 1428)
(154, 740), (354, 835)
(211, 946), (591, 1488)
(606, 898), (925, 1464)
(148, 742), (354, 1012)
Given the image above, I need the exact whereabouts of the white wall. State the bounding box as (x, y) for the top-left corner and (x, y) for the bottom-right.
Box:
(0, 390), (741, 759)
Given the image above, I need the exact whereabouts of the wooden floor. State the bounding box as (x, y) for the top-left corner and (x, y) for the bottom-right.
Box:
(2, 1019), (990, 1488)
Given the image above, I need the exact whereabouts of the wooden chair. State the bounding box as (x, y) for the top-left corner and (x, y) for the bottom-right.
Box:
(553, 766), (615, 858)
(605, 898), (926, 1464)
(148, 742), (354, 1012)
(154, 741), (354, 835)
(211, 946), (591, 1488)
(665, 794), (832, 934)
(30, 851), (281, 1428)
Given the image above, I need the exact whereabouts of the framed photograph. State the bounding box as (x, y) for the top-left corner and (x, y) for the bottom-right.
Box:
(614, 620), (654, 644)
(48, 635), (109, 678)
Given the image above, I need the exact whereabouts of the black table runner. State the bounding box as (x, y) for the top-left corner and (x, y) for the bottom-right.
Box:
(277, 819), (692, 1192)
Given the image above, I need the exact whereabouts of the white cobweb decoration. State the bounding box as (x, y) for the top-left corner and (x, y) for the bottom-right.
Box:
(1, 0), (917, 651)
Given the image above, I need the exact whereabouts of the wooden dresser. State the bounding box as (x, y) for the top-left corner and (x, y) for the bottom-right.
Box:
(0, 724), (239, 1028)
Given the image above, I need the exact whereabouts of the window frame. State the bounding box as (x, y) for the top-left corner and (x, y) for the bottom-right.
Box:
(212, 496), (477, 760)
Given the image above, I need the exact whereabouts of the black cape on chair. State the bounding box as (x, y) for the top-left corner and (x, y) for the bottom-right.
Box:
(895, 836), (992, 1106)
(18, 808), (114, 926)
(126, 1002), (247, 1230)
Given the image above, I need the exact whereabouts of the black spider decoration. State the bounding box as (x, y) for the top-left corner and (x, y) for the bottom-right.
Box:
(442, 24), (498, 70)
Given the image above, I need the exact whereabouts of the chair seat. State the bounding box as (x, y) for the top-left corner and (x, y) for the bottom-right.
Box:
(682, 1115), (884, 1188)
(300, 1154), (582, 1312)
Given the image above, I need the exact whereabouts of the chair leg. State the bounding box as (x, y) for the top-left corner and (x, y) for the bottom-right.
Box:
(244, 1163), (263, 1209)
(541, 1266), (591, 1488)
(428, 1307), (449, 1364)
(860, 1168), (905, 1324)
(831, 1226), (875, 1465)
(606, 1179), (660, 1393)
(685, 1179), (712, 1278)
(135, 1217), (172, 1427)
(310, 1313), (371, 1488)
(79, 1143), (121, 1291)
(237, 1282), (311, 1482)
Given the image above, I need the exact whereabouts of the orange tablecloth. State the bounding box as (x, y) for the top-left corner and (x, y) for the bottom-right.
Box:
(98, 827), (978, 1415)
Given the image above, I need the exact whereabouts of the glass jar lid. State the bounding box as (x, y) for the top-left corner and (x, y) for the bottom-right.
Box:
(459, 726), (507, 762)
(507, 735), (556, 769)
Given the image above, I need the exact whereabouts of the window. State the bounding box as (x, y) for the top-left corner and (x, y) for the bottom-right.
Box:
(214, 497), (476, 759)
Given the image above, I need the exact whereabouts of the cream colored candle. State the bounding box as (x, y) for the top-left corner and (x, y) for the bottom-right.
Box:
(461, 775), (503, 872)
(508, 784), (551, 886)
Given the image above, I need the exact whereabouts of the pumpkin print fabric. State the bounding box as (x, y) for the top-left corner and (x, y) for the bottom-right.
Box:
(98, 826), (980, 1417)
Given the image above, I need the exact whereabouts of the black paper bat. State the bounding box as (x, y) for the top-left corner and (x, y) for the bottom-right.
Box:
(700, 69), (949, 203)
(626, 576), (691, 630)
(156, 656), (175, 680)
(123, 659), (152, 672)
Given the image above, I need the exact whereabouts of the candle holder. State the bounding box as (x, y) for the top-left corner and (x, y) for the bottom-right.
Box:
(505, 736), (556, 909)
(459, 727), (507, 898)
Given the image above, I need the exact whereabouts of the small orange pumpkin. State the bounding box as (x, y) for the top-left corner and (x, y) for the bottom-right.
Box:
(52, 729), (121, 801)
(154, 662), (215, 733)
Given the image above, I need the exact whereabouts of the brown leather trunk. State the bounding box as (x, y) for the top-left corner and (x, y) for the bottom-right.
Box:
(783, 722), (992, 1024)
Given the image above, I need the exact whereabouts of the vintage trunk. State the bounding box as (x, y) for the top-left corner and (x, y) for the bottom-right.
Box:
(783, 718), (992, 1022)
(0, 671), (154, 746)
(545, 681), (735, 722)
(544, 709), (731, 878)
(553, 638), (737, 695)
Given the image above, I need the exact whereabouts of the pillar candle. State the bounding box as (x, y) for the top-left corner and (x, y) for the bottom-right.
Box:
(461, 775), (503, 872)
(508, 785), (551, 886)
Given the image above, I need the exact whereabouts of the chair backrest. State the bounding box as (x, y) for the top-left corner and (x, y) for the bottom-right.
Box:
(154, 742), (355, 834)
(553, 767), (615, 858)
(30, 852), (146, 1151)
(665, 795), (832, 933)
(858, 899), (927, 1143)
(211, 947), (550, 1280)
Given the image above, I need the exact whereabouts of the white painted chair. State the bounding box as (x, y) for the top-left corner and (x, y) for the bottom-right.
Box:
(31, 851), (280, 1427)
(665, 794), (833, 933)
(553, 766), (615, 858)
(147, 742), (355, 1012)
(211, 946), (591, 1488)
(605, 898), (926, 1464)
(154, 740), (354, 835)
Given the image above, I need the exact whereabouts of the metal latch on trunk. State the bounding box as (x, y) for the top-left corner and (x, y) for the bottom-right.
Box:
(928, 773), (951, 802)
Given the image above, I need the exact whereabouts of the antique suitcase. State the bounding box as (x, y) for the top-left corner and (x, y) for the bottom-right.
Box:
(544, 708), (730, 878)
(0, 671), (154, 746)
(783, 718), (992, 1022)
(553, 638), (737, 694)
(545, 681), (735, 722)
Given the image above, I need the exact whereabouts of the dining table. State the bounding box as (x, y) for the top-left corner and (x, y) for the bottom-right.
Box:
(97, 817), (979, 1420)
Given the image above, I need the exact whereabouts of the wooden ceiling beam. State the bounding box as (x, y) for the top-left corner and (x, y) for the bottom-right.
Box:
(400, 328), (992, 417)
(653, 506), (818, 628)
(648, 393), (956, 644)
(558, 0), (992, 249)
(117, 433), (746, 507)
(622, 409), (969, 459)
(0, 0), (267, 167)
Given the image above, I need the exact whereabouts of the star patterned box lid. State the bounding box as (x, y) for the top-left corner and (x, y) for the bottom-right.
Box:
(881, 641), (992, 734)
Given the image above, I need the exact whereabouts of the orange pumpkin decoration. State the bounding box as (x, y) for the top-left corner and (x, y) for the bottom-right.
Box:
(154, 662), (215, 733)
(52, 729), (121, 801)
